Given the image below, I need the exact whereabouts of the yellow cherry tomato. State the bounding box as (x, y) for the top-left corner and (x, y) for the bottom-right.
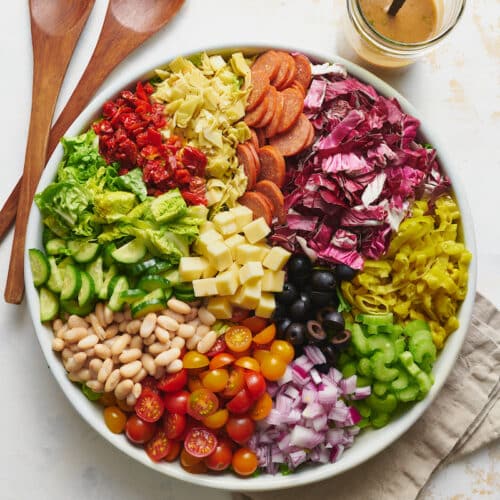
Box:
(201, 368), (229, 392)
(253, 324), (276, 345)
(234, 356), (260, 372)
(103, 406), (127, 434)
(250, 392), (273, 421)
(183, 351), (210, 369)
(202, 408), (229, 429)
(270, 340), (295, 364)
(260, 353), (287, 381)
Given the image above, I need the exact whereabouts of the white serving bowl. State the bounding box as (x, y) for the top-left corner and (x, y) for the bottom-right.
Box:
(25, 44), (476, 492)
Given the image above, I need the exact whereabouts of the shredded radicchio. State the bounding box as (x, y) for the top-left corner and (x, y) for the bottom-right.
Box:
(270, 65), (450, 269)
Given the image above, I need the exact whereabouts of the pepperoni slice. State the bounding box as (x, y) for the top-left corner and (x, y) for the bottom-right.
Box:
(290, 80), (306, 97)
(275, 88), (304, 135)
(244, 91), (270, 127)
(269, 114), (312, 157)
(253, 86), (277, 128)
(251, 51), (281, 80)
(272, 52), (295, 90)
(238, 191), (273, 226)
(303, 121), (315, 150)
(264, 91), (284, 138)
(246, 141), (261, 179)
(254, 180), (286, 223)
(246, 71), (270, 111)
(249, 129), (260, 150)
(237, 143), (258, 190)
(279, 59), (298, 90)
(293, 53), (312, 91)
(255, 128), (266, 147)
(257, 145), (286, 188)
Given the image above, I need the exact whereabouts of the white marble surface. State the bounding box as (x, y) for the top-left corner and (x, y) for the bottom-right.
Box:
(0, 0), (499, 498)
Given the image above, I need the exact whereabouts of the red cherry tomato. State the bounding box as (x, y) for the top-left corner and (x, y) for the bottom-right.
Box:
(134, 389), (165, 423)
(125, 415), (156, 444)
(163, 390), (189, 415)
(164, 440), (182, 462)
(163, 412), (187, 440)
(230, 307), (250, 323)
(187, 388), (219, 420)
(232, 448), (258, 476)
(205, 335), (227, 357)
(240, 316), (269, 334)
(145, 429), (171, 462)
(141, 376), (160, 394)
(225, 416), (255, 444)
(209, 352), (235, 370)
(226, 388), (253, 415)
(184, 427), (218, 458)
(157, 369), (188, 392)
(221, 367), (245, 398)
(204, 438), (233, 471)
(244, 371), (267, 400)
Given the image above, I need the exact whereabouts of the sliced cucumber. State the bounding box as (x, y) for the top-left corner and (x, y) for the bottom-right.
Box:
(131, 298), (166, 318)
(173, 282), (195, 294)
(39, 287), (59, 322)
(102, 243), (117, 268)
(87, 257), (104, 295)
(67, 240), (101, 263)
(60, 264), (82, 301)
(108, 276), (130, 312)
(111, 238), (147, 264)
(162, 269), (180, 285)
(29, 249), (50, 287)
(149, 260), (175, 274)
(137, 274), (171, 292)
(45, 239), (68, 256)
(61, 299), (94, 316)
(98, 265), (118, 300)
(172, 290), (193, 302)
(42, 226), (56, 247)
(128, 258), (159, 277)
(46, 257), (63, 294)
(119, 288), (147, 304)
(78, 271), (96, 307)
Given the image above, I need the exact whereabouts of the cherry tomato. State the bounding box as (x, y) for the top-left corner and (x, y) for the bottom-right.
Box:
(184, 427), (218, 458)
(253, 324), (276, 345)
(260, 353), (287, 381)
(244, 371), (267, 400)
(253, 349), (271, 364)
(225, 416), (255, 444)
(205, 335), (227, 357)
(241, 316), (269, 334)
(103, 406), (127, 434)
(157, 369), (188, 392)
(116, 398), (135, 413)
(234, 356), (260, 372)
(99, 391), (117, 407)
(204, 438), (233, 471)
(222, 367), (245, 398)
(145, 429), (171, 462)
(163, 412), (187, 440)
(182, 461), (208, 474)
(180, 447), (202, 467)
(164, 439), (182, 462)
(270, 340), (295, 364)
(187, 388), (219, 420)
(209, 352), (235, 370)
(141, 376), (160, 394)
(201, 368), (229, 392)
(201, 408), (229, 429)
(225, 326), (253, 353)
(250, 392), (273, 421)
(187, 376), (204, 392)
(232, 447), (259, 476)
(134, 389), (165, 422)
(183, 351), (209, 369)
(230, 307), (250, 323)
(226, 388), (253, 415)
(163, 390), (189, 415)
(125, 415), (156, 444)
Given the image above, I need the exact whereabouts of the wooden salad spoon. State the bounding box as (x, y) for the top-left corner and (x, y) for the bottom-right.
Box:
(4, 0), (185, 304)
(4, 0), (95, 304)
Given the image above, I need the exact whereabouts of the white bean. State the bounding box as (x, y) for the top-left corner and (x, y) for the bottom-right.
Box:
(68, 315), (89, 329)
(154, 326), (170, 344)
(111, 334), (131, 356)
(126, 320), (141, 335)
(104, 324), (119, 339)
(184, 308), (199, 322)
(148, 342), (171, 355)
(52, 338), (65, 352)
(89, 313), (106, 339)
(186, 334), (201, 350)
(114, 379), (133, 400)
(104, 305), (114, 326)
(62, 348), (73, 361)
(95, 303), (106, 327)
(70, 344), (80, 353)
(143, 334), (156, 346)
(162, 309), (185, 324)
(78, 334), (99, 351)
(104, 369), (121, 392)
(63, 327), (88, 343)
(85, 348), (96, 358)
(55, 324), (68, 339)
(114, 312), (124, 323)
(119, 348), (142, 364)
(126, 393), (137, 407)
(166, 359), (183, 374)
(94, 343), (112, 360)
(132, 368), (147, 383)
(76, 369), (91, 382)
(197, 331), (217, 354)
(98, 358), (114, 384)
(141, 353), (156, 376)
(118, 320), (128, 333)
(177, 324), (195, 339)
(187, 318), (201, 329)
(196, 325), (210, 338)
(167, 298), (191, 315)
(132, 383), (142, 399)
(129, 336), (143, 350)
(120, 360), (142, 379)
(140, 313), (157, 337)
(123, 307), (132, 321)
(52, 318), (63, 331)
(198, 307), (216, 326)
(154, 347), (181, 367)
(89, 358), (103, 377)
(68, 371), (82, 382)
(157, 315), (179, 332)
(66, 352), (87, 372)
(170, 336), (185, 350)
(86, 380), (104, 393)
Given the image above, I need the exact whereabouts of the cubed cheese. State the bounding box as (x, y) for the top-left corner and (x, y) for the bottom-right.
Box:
(213, 211), (238, 236)
(207, 297), (233, 319)
(205, 241), (233, 272)
(243, 217), (271, 244)
(216, 265), (240, 296)
(194, 229), (223, 256)
(202, 261), (218, 278)
(261, 270), (285, 292)
(230, 205), (253, 232)
(224, 233), (246, 260)
(206, 189), (223, 207)
(236, 244), (264, 265)
(178, 256), (208, 281)
(235, 280), (262, 309)
(255, 244), (271, 260)
(263, 246), (292, 271)
(239, 261), (264, 284)
(255, 293), (276, 318)
(192, 278), (218, 297)
(199, 221), (217, 234)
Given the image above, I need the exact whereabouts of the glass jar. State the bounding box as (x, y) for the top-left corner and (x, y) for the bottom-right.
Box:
(343, 0), (466, 67)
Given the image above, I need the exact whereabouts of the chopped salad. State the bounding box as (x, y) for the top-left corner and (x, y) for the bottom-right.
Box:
(29, 49), (472, 477)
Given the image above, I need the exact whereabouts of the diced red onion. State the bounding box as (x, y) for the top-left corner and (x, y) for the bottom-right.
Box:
(310, 368), (322, 385)
(284, 385), (300, 400)
(304, 345), (327, 365)
(294, 355), (314, 372)
(277, 364), (293, 386)
(302, 402), (325, 419)
(318, 383), (338, 405)
(276, 394), (293, 414)
(312, 413), (328, 432)
(266, 382), (280, 397)
(289, 426), (324, 449)
(302, 387), (317, 404)
(330, 444), (345, 463)
(329, 367), (343, 384)
(340, 375), (358, 395)
(326, 428), (345, 447)
(328, 405), (349, 422)
(292, 364), (311, 386)
(352, 385), (372, 400)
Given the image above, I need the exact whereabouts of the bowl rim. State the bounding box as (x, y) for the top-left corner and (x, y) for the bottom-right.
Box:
(25, 42), (477, 492)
